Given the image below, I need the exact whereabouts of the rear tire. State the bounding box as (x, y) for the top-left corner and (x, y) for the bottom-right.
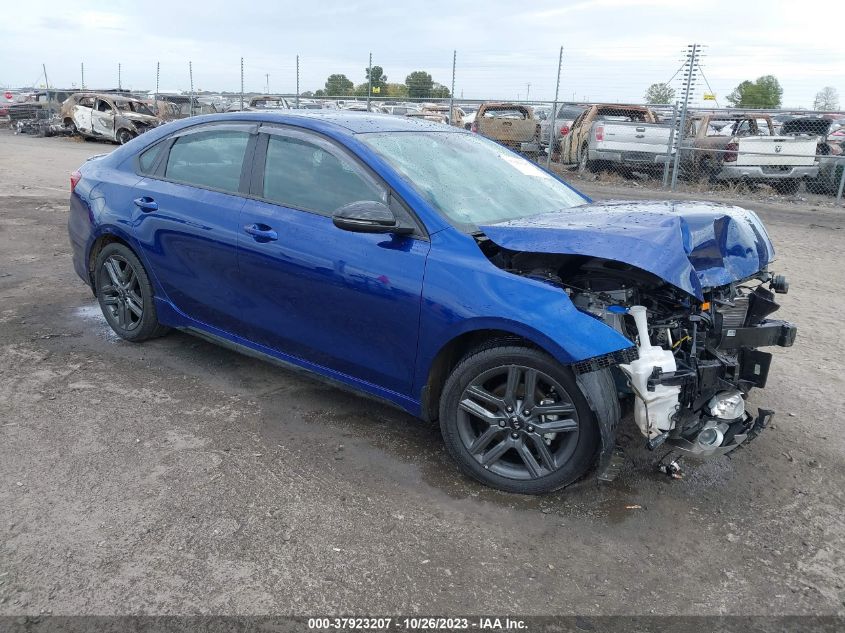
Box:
(771, 179), (800, 195)
(439, 345), (599, 494)
(94, 243), (169, 342)
(577, 143), (591, 173)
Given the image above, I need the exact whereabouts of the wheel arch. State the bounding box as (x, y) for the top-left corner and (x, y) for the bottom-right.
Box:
(418, 323), (574, 422)
(86, 231), (136, 290)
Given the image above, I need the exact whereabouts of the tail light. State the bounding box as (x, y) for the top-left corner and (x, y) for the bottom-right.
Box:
(560, 125), (570, 136)
(595, 125), (604, 142)
(723, 142), (738, 162)
(470, 121), (478, 133)
(70, 170), (82, 193)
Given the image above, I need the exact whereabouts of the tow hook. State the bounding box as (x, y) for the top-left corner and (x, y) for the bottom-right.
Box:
(658, 455), (683, 479)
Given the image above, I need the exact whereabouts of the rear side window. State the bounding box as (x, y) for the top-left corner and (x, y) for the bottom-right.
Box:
(165, 130), (249, 193)
(138, 142), (165, 174)
(262, 135), (386, 215)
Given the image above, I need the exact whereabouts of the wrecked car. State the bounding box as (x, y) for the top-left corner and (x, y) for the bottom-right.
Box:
(61, 93), (162, 144)
(471, 103), (539, 154)
(560, 104), (672, 172)
(149, 94), (219, 120)
(68, 112), (796, 494)
(7, 90), (75, 137)
(678, 113), (819, 194)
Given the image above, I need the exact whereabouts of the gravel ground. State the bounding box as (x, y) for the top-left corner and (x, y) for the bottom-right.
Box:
(0, 130), (843, 616)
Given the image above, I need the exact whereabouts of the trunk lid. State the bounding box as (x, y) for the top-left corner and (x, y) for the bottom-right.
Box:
(480, 200), (775, 299)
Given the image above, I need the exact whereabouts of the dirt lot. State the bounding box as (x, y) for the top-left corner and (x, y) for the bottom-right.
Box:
(1, 130), (843, 617)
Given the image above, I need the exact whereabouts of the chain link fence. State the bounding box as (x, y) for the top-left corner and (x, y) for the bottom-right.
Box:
(5, 45), (845, 203)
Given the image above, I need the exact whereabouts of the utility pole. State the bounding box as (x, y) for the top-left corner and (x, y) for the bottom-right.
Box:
(42, 64), (51, 115)
(366, 52), (372, 110)
(81, 62), (85, 90)
(189, 61), (194, 117)
(546, 46), (563, 169)
(265, 73), (269, 94)
(670, 43), (700, 191)
(295, 55), (300, 109)
(118, 63), (122, 90)
(240, 57), (244, 111)
(155, 62), (160, 102)
(449, 49), (456, 125)
(526, 82), (531, 101)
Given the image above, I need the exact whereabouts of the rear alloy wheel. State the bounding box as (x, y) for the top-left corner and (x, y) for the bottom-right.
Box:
(439, 346), (598, 494)
(94, 243), (169, 342)
(116, 129), (135, 145)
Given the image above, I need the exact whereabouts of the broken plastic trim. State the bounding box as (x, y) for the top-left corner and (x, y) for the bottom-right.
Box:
(571, 346), (638, 374)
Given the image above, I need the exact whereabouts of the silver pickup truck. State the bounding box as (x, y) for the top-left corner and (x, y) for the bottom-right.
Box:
(560, 104), (672, 172)
(678, 114), (819, 194)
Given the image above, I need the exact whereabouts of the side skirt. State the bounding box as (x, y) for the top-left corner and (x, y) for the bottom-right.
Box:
(153, 298), (422, 418)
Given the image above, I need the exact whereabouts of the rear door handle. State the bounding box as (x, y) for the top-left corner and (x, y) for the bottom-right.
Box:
(133, 196), (158, 212)
(243, 223), (278, 242)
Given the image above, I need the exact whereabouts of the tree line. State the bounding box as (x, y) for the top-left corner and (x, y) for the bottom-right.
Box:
(307, 65), (450, 99)
(643, 77), (839, 111)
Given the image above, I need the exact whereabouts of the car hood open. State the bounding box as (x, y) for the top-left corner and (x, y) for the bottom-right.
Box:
(479, 200), (775, 299)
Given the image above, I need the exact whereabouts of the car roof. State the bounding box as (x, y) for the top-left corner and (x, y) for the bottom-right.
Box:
(174, 110), (455, 134)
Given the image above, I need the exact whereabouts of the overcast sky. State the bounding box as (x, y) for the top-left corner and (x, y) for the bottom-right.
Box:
(1, 0), (842, 108)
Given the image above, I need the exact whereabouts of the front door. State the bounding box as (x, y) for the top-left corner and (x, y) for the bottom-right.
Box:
(91, 98), (116, 139)
(237, 128), (429, 394)
(130, 124), (254, 333)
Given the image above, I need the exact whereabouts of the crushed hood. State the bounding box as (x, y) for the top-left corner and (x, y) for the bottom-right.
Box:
(121, 113), (160, 125)
(480, 200), (775, 299)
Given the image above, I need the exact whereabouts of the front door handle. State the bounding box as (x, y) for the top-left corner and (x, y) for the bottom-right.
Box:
(243, 223), (278, 242)
(133, 196), (158, 212)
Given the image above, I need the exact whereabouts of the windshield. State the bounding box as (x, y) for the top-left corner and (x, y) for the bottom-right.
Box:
(115, 100), (154, 116)
(359, 131), (586, 228)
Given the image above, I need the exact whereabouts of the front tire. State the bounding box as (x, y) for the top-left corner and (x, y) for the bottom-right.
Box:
(116, 128), (135, 145)
(439, 345), (599, 494)
(94, 243), (169, 342)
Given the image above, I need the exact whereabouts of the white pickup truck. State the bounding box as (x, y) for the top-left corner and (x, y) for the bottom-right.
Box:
(560, 104), (673, 173)
(678, 114), (819, 194)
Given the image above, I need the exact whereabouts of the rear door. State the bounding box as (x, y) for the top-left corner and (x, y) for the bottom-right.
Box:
(130, 123), (256, 332)
(237, 126), (430, 394)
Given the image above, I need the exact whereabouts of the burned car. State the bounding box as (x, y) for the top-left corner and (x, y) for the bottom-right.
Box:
(61, 93), (162, 144)
(68, 113), (796, 494)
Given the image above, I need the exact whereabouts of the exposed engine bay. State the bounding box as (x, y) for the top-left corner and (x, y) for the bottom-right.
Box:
(478, 241), (797, 459)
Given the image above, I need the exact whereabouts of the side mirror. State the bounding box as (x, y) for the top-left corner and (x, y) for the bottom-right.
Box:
(332, 201), (414, 235)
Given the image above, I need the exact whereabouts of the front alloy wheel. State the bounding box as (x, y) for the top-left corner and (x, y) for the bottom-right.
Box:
(440, 346), (598, 494)
(458, 365), (579, 480)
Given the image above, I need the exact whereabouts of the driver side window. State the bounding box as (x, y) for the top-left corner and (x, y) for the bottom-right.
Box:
(96, 100), (113, 113)
(262, 135), (386, 215)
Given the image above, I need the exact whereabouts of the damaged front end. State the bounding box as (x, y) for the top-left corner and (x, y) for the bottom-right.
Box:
(477, 201), (797, 470)
(567, 264), (794, 458)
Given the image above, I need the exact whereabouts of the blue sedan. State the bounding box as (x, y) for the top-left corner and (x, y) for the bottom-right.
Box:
(68, 111), (795, 494)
